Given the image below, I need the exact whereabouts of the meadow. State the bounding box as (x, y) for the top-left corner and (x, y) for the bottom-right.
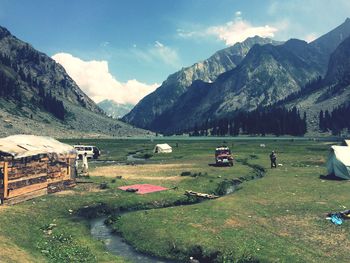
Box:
(0, 138), (349, 262)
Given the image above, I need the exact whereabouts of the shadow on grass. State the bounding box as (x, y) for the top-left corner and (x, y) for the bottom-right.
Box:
(208, 163), (232, 167)
(319, 174), (347, 181)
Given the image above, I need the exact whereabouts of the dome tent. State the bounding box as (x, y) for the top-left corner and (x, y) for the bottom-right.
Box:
(326, 146), (350, 180)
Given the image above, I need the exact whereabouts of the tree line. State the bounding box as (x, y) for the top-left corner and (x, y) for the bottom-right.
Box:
(0, 52), (65, 120)
(38, 86), (65, 120)
(189, 106), (307, 137)
(319, 104), (350, 135)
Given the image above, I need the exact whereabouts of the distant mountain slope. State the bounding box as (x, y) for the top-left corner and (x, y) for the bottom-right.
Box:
(323, 34), (350, 86)
(310, 18), (350, 64)
(287, 35), (350, 132)
(0, 26), (150, 138)
(123, 36), (282, 129)
(97, 100), (133, 119)
(126, 18), (350, 134)
(153, 39), (324, 133)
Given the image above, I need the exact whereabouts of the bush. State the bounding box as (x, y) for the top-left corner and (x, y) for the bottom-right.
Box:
(181, 171), (192, 176)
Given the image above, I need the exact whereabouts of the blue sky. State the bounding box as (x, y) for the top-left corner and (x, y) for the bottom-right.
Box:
(0, 0), (349, 104)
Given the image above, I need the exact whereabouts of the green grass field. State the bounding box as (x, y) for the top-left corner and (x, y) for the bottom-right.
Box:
(0, 138), (349, 262)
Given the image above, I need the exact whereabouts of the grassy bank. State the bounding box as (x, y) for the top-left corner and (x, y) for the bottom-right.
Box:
(110, 139), (350, 262)
(0, 138), (348, 262)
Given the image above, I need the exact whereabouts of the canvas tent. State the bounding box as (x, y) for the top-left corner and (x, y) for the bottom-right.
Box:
(326, 146), (350, 180)
(153, 144), (172, 153)
(0, 135), (77, 205)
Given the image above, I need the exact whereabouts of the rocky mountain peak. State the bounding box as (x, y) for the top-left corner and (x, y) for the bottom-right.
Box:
(310, 17), (350, 56)
(0, 26), (11, 39)
(324, 35), (350, 85)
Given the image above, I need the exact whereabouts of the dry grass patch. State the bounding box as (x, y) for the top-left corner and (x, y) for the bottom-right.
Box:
(0, 205), (9, 212)
(90, 163), (193, 181)
(0, 236), (41, 263)
(224, 217), (246, 228)
(271, 214), (350, 256)
(189, 223), (219, 234)
(52, 190), (75, 196)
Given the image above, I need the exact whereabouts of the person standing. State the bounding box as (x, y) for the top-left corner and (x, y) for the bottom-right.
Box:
(75, 156), (79, 177)
(82, 152), (89, 175)
(270, 150), (277, 168)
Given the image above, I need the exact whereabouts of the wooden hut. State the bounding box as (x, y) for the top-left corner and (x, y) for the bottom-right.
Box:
(0, 135), (77, 205)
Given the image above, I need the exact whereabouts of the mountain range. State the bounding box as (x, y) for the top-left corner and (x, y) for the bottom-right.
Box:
(123, 18), (350, 135)
(0, 26), (149, 138)
(122, 36), (281, 129)
(97, 100), (134, 119)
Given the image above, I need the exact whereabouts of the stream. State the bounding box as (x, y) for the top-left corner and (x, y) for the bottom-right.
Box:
(90, 217), (174, 263)
(87, 158), (265, 262)
(90, 151), (148, 165)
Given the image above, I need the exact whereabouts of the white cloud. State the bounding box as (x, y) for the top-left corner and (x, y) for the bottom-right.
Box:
(52, 53), (159, 105)
(99, 41), (110, 47)
(151, 41), (180, 68)
(304, 33), (317, 43)
(267, 0), (350, 41)
(207, 19), (278, 46)
(131, 41), (181, 69)
(177, 15), (278, 46)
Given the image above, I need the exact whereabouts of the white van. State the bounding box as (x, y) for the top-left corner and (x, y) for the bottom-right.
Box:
(73, 145), (101, 159)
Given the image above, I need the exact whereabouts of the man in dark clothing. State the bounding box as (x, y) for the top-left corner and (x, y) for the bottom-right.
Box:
(270, 150), (277, 168)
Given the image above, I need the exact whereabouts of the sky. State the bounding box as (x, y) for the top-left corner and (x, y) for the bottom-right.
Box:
(0, 0), (349, 105)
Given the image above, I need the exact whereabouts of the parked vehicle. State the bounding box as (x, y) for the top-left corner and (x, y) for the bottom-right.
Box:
(73, 145), (101, 159)
(215, 146), (234, 166)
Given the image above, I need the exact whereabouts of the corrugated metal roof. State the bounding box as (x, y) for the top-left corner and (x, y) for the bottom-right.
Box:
(0, 135), (76, 159)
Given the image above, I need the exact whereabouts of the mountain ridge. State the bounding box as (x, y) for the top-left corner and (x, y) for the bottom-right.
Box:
(123, 36), (282, 129)
(124, 18), (350, 134)
(0, 25), (150, 138)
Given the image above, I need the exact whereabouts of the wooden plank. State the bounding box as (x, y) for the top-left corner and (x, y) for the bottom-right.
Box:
(4, 162), (8, 198)
(5, 188), (47, 205)
(8, 173), (47, 184)
(7, 182), (48, 199)
(8, 175), (47, 190)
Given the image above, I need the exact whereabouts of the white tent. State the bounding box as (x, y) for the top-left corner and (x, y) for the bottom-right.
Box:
(153, 143), (172, 153)
(326, 146), (350, 179)
(342, 139), (350, 146)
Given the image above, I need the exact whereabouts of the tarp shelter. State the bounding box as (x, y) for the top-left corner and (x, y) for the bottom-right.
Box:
(153, 143), (172, 153)
(326, 146), (350, 180)
(342, 139), (350, 146)
(0, 135), (77, 205)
